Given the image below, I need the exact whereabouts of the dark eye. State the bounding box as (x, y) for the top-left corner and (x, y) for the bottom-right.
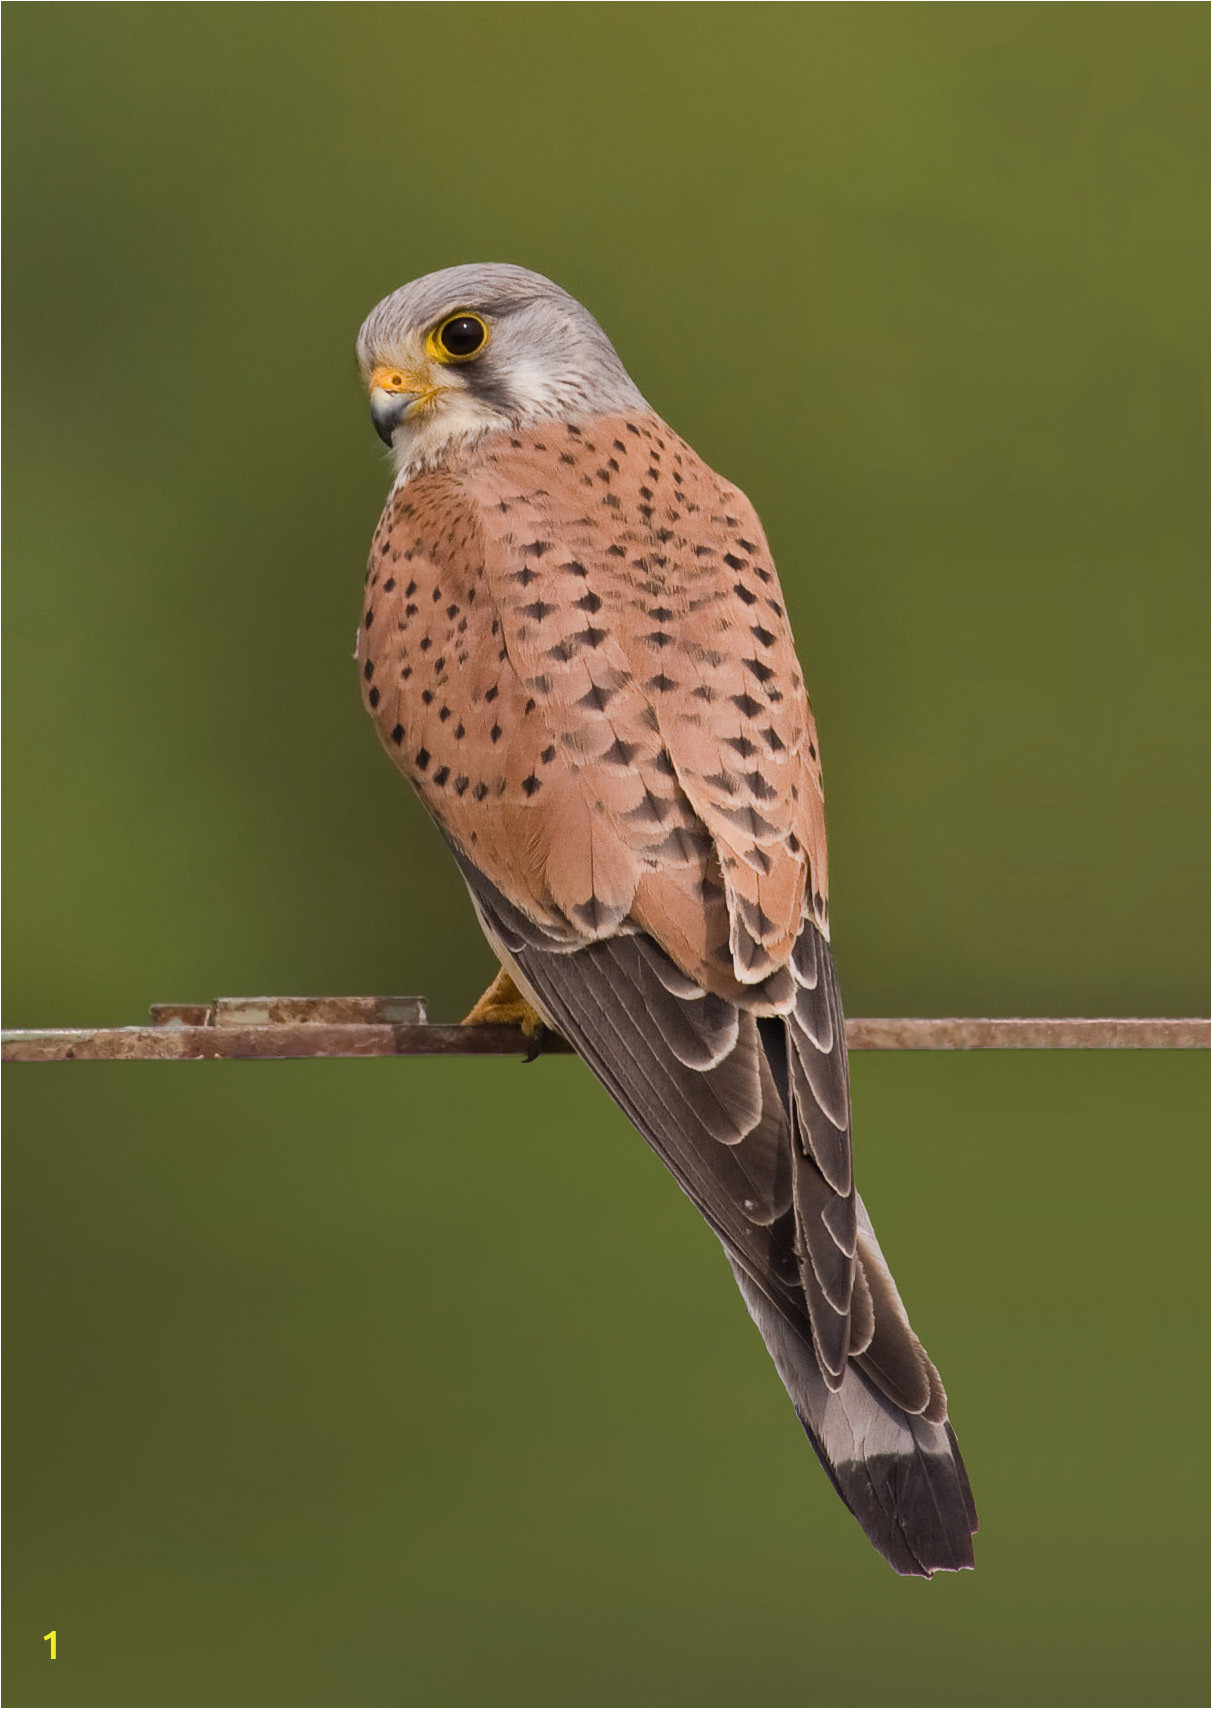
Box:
(437, 314), (488, 358)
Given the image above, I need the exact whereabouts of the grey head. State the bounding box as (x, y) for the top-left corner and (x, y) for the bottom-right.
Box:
(356, 263), (649, 481)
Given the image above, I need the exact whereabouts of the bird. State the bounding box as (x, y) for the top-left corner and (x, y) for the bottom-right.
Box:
(354, 263), (976, 1576)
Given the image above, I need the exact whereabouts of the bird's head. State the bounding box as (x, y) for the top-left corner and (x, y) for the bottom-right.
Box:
(356, 263), (647, 480)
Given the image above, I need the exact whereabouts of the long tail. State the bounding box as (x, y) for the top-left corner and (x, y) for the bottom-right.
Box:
(459, 860), (977, 1576)
(727, 1204), (977, 1577)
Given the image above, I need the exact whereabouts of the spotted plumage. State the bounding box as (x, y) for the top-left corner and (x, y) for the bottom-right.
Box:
(355, 264), (975, 1576)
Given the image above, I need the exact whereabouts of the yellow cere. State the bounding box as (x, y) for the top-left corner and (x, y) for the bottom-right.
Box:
(369, 364), (424, 395)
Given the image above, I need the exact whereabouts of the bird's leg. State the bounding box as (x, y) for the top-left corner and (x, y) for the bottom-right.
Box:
(461, 966), (545, 1041)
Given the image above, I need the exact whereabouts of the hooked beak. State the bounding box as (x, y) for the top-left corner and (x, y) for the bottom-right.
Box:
(370, 386), (417, 445)
(367, 364), (436, 445)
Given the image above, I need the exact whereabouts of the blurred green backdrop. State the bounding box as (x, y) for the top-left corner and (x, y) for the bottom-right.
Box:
(3, 5), (1207, 1706)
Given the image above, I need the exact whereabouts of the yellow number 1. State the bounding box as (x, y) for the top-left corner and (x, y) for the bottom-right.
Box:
(44, 1631), (56, 1659)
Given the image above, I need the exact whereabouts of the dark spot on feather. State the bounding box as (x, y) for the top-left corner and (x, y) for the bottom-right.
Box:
(723, 804), (780, 837)
(624, 790), (672, 826)
(415, 748), (430, 771)
(732, 692), (762, 718)
(571, 897), (612, 930)
(390, 725), (404, 745)
(653, 825), (712, 861)
(368, 688), (380, 708)
(522, 774), (541, 796)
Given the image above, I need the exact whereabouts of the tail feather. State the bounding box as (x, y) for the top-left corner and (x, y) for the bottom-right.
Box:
(728, 1254), (976, 1577)
(458, 861), (976, 1576)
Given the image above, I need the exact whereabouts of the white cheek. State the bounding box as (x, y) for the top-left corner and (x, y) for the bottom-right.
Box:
(390, 389), (506, 483)
(501, 358), (562, 416)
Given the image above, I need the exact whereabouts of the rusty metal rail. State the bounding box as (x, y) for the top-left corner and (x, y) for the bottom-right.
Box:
(1, 997), (1207, 1062)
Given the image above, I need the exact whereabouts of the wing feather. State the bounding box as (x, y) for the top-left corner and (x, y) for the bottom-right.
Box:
(359, 411), (973, 1573)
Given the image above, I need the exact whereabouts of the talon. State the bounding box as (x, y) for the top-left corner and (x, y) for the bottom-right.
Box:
(462, 967), (545, 1041)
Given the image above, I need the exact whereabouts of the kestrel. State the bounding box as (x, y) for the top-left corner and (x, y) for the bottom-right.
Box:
(355, 264), (976, 1576)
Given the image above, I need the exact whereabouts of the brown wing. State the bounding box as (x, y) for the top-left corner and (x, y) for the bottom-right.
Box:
(357, 411), (974, 1575)
(461, 415), (829, 991)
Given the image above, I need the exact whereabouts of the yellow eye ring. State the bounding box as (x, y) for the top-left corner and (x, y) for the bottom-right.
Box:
(427, 311), (490, 364)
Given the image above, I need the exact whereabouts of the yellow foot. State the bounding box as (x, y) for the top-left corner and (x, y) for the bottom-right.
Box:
(462, 968), (545, 1041)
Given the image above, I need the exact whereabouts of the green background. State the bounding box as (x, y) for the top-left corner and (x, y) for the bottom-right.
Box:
(3, 4), (1207, 1705)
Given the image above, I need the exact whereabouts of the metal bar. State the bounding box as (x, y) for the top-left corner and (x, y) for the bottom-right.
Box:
(843, 1017), (1210, 1050)
(1, 1001), (1207, 1062)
